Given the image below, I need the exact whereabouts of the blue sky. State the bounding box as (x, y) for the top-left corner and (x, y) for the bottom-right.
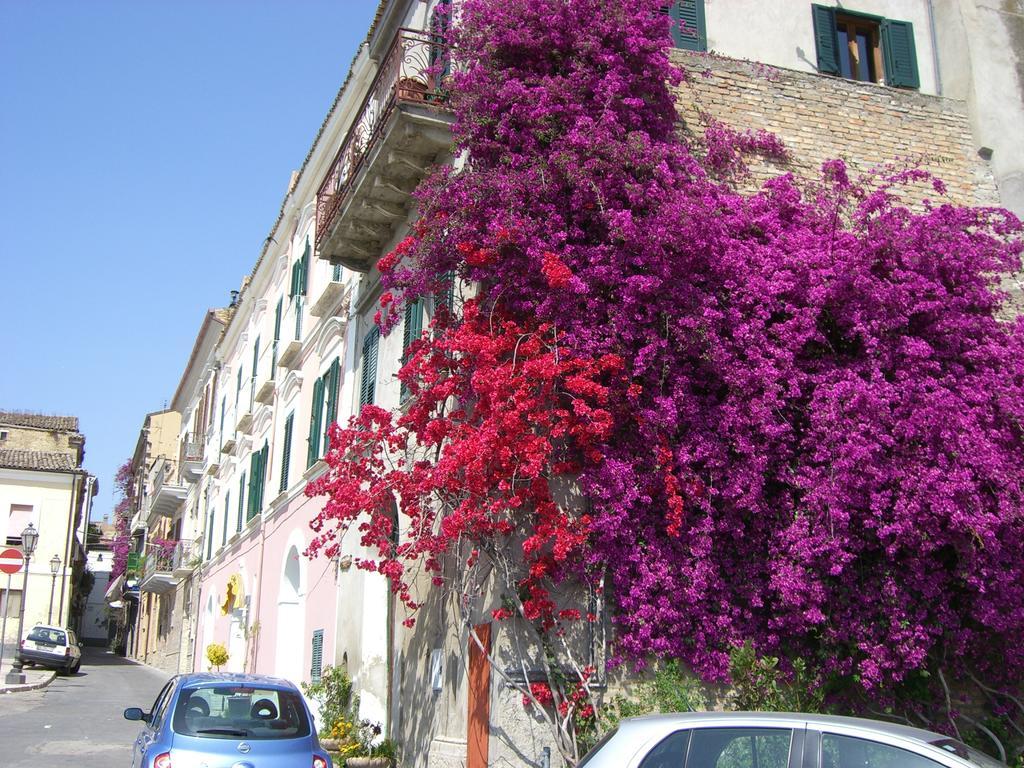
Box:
(0, 1), (378, 523)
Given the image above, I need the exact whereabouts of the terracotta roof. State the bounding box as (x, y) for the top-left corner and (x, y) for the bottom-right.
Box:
(0, 411), (79, 432)
(0, 449), (78, 472)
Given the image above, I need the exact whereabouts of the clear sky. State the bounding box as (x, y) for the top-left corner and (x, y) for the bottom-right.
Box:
(0, 0), (379, 524)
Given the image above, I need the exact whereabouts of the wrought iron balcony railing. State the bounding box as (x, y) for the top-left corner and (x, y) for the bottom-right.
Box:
(315, 28), (451, 254)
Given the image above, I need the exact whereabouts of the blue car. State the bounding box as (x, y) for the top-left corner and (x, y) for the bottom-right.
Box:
(124, 672), (333, 768)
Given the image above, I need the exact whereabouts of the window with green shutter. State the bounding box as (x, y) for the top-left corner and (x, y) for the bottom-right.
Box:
(311, 629), (324, 684)
(812, 5), (919, 89)
(280, 412), (294, 492)
(360, 326), (380, 408)
(307, 376), (325, 469)
(272, 298), (283, 374)
(222, 493), (230, 547)
(247, 451), (261, 521)
(323, 358), (340, 455)
(401, 299), (423, 402)
(664, 1), (706, 52)
(258, 441), (269, 510)
(237, 471), (246, 532)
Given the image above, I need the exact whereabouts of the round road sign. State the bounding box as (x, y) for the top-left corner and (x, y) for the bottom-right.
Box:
(0, 547), (25, 575)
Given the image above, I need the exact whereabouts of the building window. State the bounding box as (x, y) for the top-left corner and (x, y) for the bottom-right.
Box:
(307, 358), (340, 468)
(311, 629), (324, 684)
(812, 5), (919, 89)
(236, 471), (246, 533)
(279, 411), (294, 492)
(663, 1), (706, 52)
(401, 298), (424, 402)
(359, 326), (380, 408)
(6, 505), (33, 545)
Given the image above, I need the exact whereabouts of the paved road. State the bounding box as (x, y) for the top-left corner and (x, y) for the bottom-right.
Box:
(0, 646), (169, 768)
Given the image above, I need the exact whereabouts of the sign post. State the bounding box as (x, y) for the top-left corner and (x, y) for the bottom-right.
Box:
(0, 548), (25, 672)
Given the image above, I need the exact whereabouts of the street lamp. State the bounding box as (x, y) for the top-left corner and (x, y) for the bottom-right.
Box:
(5, 523), (39, 685)
(47, 555), (61, 625)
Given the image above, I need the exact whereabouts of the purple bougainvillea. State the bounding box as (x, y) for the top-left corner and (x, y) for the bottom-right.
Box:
(331, 0), (1024, 721)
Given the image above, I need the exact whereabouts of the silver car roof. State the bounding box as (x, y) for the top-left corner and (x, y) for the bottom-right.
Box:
(623, 711), (949, 745)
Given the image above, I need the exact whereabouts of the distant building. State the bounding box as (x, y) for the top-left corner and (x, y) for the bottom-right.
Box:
(81, 523), (114, 646)
(0, 411), (96, 640)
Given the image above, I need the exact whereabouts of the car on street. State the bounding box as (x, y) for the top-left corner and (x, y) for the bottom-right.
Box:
(17, 624), (81, 674)
(124, 672), (332, 768)
(578, 711), (1007, 768)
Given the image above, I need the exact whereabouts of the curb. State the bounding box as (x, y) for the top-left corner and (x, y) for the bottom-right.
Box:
(0, 670), (57, 694)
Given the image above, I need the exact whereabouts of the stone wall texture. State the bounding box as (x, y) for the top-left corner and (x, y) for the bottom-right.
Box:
(672, 51), (1000, 207)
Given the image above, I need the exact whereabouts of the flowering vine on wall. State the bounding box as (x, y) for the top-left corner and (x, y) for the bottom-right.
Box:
(307, 0), (1024, 761)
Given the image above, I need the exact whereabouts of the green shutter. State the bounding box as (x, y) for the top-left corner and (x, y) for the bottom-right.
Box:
(237, 471), (246, 532)
(222, 494), (230, 547)
(323, 359), (340, 455)
(290, 260), (300, 298)
(311, 629), (324, 684)
(667, 0), (706, 51)
(881, 19), (919, 88)
(272, 298), (283, 374)
(812, 5), (840, 75)
(247, 452), (260, 520)
(401, 300), (423, 402)
(280, 412), (294, 493)
(259, 441), (269, 511)
(360, 327), (380, 407)
(294, 295), (303, 341)
(308, 377), (325, 468)
(300, 238), (310, 296)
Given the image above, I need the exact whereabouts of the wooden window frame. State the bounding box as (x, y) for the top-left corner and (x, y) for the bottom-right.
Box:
(835, 12), (883, 84)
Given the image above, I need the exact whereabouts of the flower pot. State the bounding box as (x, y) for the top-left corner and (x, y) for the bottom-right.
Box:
(345, 759), (392, 768)
(320, 738), (341, 752)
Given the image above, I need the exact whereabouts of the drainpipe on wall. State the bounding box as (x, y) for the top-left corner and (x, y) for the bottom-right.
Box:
(926, 0), (943, 96)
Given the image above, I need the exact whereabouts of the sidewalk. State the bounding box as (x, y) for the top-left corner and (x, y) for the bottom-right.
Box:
(0, 642), (57, 693)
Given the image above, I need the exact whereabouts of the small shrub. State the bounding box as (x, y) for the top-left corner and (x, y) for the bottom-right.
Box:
(205, 642), (229, 671)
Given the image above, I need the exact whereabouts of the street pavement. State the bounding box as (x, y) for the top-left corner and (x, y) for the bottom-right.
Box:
(0, 646), (169, 768)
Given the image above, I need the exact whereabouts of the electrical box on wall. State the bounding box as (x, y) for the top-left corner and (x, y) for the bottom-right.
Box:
(430, 648), (443, 692)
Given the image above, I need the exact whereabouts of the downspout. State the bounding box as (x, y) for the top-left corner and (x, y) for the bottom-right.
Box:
(926, 0), (943, 96)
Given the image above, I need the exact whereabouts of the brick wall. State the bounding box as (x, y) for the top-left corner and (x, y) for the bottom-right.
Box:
(672, 51), (999, 207)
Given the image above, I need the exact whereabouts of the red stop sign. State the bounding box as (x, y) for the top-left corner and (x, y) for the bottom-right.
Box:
(0, 548), (24, 575)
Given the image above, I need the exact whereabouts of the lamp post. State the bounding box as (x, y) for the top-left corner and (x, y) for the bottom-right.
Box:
(5, 523), (39, 685)
(47, 555), (61, 625)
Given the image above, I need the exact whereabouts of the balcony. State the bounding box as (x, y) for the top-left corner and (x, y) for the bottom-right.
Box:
(315, 28), (453, 272)
(139, 546), (177, 594)
(150, 458), (187, 518)
(172, 538), (202, 578)
(236, 410), (253, 435)
(311, 277), (349, 318)
(181, 433), (205, 480)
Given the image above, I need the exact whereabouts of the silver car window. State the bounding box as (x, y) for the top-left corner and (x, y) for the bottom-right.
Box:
(639, 729), (690, 768)
(686, 727), (792, 768)
(822, 733), (944, 768)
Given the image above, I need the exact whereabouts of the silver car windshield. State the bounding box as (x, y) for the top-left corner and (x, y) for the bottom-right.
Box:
(171, 684), (311, 741)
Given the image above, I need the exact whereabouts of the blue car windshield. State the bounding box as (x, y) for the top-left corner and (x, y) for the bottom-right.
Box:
(171, 684), (311, 740)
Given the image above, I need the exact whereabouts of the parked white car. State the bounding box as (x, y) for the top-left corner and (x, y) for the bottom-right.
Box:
(579, 712), (1006, 768)
(17, 624), (82, 675)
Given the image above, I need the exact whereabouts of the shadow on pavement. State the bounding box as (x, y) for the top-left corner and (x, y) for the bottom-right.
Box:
(80, 648), (138, 667)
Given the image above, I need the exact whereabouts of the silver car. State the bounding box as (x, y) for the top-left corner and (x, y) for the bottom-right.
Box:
(579, 712), (1006, 768)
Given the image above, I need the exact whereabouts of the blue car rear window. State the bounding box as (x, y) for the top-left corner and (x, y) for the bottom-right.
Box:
(171, 684), (311, 740)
